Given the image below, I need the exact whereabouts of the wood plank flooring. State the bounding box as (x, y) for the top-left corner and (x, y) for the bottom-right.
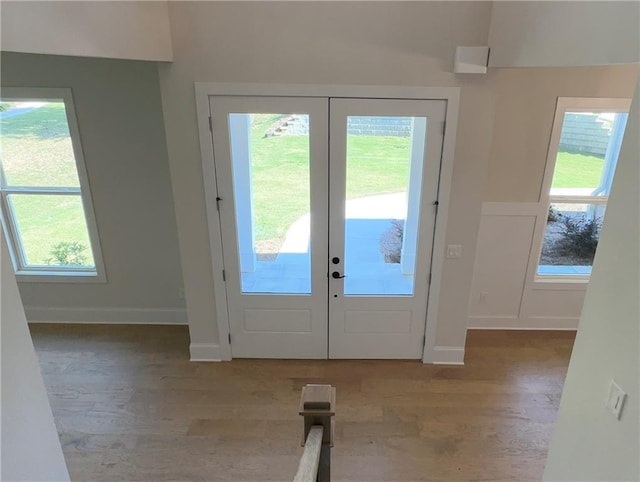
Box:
(29, 325), (575, 481)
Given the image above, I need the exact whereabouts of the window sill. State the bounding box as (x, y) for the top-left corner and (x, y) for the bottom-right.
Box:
(533, 264), (591, 290)
(16, 270), (106, 283)
(532, 275), (589, 291)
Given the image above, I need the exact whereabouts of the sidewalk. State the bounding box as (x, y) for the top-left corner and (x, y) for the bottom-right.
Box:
(242, 192), (414, 295)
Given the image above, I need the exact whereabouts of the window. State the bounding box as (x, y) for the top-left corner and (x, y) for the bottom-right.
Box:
(536, 97), (630, 280)
(0, 88), (105, 281)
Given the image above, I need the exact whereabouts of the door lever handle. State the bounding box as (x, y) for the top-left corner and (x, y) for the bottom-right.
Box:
(332, 271), (346, 279)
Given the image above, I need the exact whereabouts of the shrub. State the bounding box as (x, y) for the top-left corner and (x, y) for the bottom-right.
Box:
(46, 241), (88, 266)
(556, 215), (602, 262)
(547, 206), (562, 223)
(379, 220), (404, 263)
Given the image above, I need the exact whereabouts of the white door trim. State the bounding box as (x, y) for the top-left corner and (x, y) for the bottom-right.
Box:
(194, 83), (460, 363)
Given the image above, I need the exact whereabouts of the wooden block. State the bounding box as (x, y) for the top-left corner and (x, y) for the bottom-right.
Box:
(299, 385), (335, 415)
(305, 400), (330, 410)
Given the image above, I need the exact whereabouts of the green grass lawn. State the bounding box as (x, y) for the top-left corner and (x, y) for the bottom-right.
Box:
(248, 114), (411, 243)
(1, 103), (94, 266)
(552, 151), (604, 189)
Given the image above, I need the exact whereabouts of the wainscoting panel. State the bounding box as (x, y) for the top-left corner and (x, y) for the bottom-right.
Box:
(521, 288), (586, 318)
(468, 202), (585, 330)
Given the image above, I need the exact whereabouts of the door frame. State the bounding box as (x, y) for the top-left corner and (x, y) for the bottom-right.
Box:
(195, 83), (460, 362)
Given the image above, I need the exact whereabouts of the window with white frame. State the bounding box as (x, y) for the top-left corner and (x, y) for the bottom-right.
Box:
(536, 97), (631, 279)
(0, 88), (105, 281)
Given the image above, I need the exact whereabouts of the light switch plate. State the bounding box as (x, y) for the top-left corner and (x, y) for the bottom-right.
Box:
(446, 244), (463, 259)
(606, 380), (626, 420)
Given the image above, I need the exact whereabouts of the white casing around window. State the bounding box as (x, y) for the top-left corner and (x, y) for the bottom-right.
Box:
(0, 87), (106, 282)
(526, 96), (632, 287)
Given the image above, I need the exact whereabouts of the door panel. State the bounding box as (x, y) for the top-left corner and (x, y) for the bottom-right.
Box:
(210, 96), (328, 358)
(328, 99), (446, 359)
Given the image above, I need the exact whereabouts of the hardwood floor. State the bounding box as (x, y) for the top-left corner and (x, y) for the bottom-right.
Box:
(29, 325), (575, 482)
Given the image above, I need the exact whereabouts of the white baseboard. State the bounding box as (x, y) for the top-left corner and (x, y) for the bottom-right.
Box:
(189, 343), (225, 361)
(468, 316), (579, 330)
(425, 345), (465, 365)
(25, 306), (187, 324)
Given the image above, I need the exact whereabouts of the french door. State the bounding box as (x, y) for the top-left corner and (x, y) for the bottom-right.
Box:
(209, 95), (446, 358)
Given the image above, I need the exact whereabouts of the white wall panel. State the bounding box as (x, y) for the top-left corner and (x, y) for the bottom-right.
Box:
(489, 2), (640, 68)
(469, 202), (586, 329)
(521, 288), (586, 320)
(1, 1), (173, 61)
(1, 237), (69, 481)
(468, 211), (536, 319)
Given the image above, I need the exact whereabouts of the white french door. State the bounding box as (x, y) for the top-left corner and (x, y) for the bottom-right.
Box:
(328, 99), (446, 358)
(208, 95), (445, 359)
(210, 96), (329, 358)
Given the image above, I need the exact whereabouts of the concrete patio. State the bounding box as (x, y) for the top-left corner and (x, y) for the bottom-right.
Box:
(240, 192), (416, 295)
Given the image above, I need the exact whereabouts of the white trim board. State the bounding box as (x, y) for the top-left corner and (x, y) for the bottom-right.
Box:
(25, 306), (187, 324)
(190, 343), (224, 362)
(425, 346), (465, 365)
(196, 82), (461, 100)
(194, 82), (461, 363)
(468, 316), (579, 330)
(481, 202), (541, 217)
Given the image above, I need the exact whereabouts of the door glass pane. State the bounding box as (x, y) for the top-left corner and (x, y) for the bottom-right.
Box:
(0, 100), (81, 187)
(343, 116), (427, 296)
(538, 203), (606, 276)
(8, 194), (95, 268)
(228, 113), (311, 294)
(552, 112), (628, 197)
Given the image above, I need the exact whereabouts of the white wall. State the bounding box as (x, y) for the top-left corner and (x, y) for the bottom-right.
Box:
(469, 65), (639, 330)
(485, 66), (639, 202)
(2, 52), (186, 324)
(543, 79), (640, 481)
(1, 237), (70, 481)
(158, 1), (495, 360)
(0, 1), (173, 62)
(489, 1), (640, 68)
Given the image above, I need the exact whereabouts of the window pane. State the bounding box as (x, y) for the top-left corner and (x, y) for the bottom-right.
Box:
(552, 112), (628, 196)
(229, 113), (311, 294)
(8, 194), (95, 268)
(343, 116), (427, 296)
(538, 203), (606, 276)
(0, 101), (81, 187)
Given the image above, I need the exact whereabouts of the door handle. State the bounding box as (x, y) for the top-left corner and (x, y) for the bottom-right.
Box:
(332, 271), (346, 279)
